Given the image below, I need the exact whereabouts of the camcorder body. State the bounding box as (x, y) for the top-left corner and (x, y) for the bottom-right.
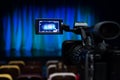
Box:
(62, 21), (120, 80)
(35, 19), (120, 80)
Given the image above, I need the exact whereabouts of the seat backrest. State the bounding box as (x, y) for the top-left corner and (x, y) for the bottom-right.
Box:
(0, 74), (13, 80)
(48, 73), (77, 80)
(17, 74), (42, 80)
(46, 60), (59, 67)
(21, 65), (42, 75)
(26, 61), (41, 66)
(67, 65), (78, 74)
(47, 64), (57, 76)
(52, 76), (76, 80)
(8, 61), (25, 69)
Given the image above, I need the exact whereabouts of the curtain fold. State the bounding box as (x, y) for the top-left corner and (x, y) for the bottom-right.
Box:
(2, 5), (95, 57)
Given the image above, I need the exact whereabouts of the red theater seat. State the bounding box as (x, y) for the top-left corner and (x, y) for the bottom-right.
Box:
(17, 74), (42, 80)
(67, 65), (79, 74)
(21, 65), (42, 75)
(48, 72), (77, 80)
(26, 61), (41, 66)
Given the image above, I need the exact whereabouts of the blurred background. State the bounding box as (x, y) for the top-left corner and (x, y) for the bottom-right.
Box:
(0, 0), (119, 58)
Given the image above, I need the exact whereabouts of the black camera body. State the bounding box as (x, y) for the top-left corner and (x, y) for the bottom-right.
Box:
(62, 21), (120, 80)
(35, 18), (120, 80)
(62, 40), (84, 65)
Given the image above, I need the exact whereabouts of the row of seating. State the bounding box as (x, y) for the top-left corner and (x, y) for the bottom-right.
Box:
(46, 60), (80, 80)
(0, 60), (42, 80)
(0, 60), (80, 80)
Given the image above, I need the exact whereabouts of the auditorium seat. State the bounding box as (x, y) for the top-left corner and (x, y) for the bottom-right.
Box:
(67, 65), (78, 74)
(48, 72), (77, 80)
(0, 74), (13, 80)
(26, 61), (41, 66)
(0, 65), (20, 79)
(47, 64), (57, 77)
(67, 65), (80, 80)
(21, 65), (42, 75)
(8, 60), (25, 69)
(46, 60), (59, 67)
(17, 74), (42, 80)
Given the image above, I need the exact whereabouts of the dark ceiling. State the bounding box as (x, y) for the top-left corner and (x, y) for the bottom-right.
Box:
(0, 0), (120, 22)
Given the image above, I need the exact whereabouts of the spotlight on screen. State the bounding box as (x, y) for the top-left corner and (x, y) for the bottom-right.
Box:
(35, 18), (63, 34)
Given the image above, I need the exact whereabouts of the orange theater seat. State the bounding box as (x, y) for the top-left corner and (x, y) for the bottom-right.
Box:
(0, 65), (20, 79)
(8, 60), (25, 69)
(17, 74), (42, 80)
(48, 72), (77, 80)
(0, 74), (13, 80)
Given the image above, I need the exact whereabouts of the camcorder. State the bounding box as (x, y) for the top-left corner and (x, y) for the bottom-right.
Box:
(62, 21), (120, 80)
(35, 18), (120, 80)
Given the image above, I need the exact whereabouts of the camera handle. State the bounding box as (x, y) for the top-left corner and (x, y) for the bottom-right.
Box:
(62, 24), (93, 47)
